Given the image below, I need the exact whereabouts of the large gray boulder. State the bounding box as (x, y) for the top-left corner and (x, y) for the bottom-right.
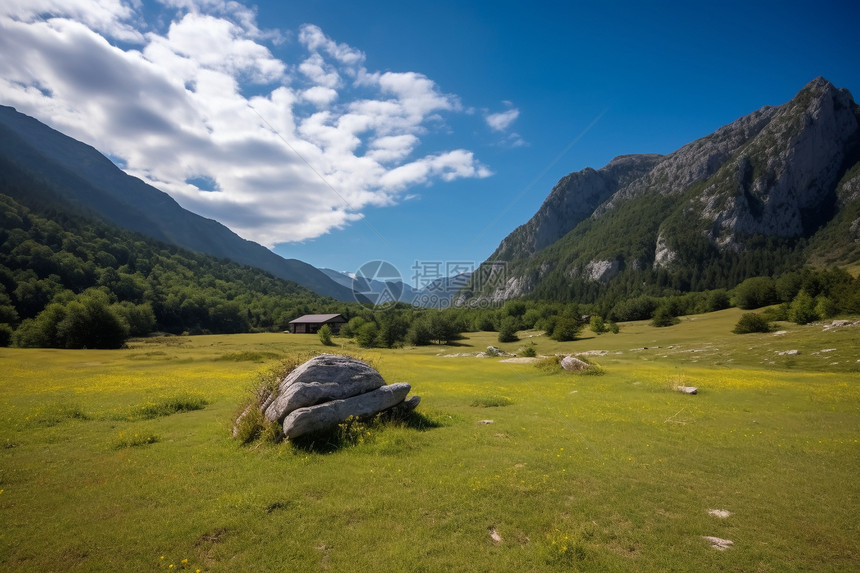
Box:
(263, 354), (385, 423)
(282, 382), (412, 439)
(236, 354), (419, 441)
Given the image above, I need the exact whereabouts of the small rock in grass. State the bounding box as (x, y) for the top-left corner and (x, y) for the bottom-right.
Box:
(777, 349), (799, 356)
(708, 509), (732, 518)
(702, 536), (733, 550)
(489, 527), (502, 544)
(676, 386), (698, 394)
(478, 419), (494, 424)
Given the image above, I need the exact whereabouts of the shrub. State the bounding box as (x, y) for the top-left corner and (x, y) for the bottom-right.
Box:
(607, 320), (620, 334)
(551, 316), (582, 341)
(610, 295), (658, 322)
(340, 316), (366, 338)
(734, 276), (778, 309)
(498, 316), (519, 343)
(706, 289), (731, 312)
(761, 303), (790, 322)
(520, 342), (537, 357)
(589, 315), (607, 334)
(406, 318), (432, 346)
(815, 296), (837, 319)
(318, 324), (334, 346)
(535, 355), (563, 373)
(0, 323), (12, 347)
(355, 322), (379, 348)
(651, 306), (679, 327)
(788, 290), (818, 325)
(733, 312), (771, 334)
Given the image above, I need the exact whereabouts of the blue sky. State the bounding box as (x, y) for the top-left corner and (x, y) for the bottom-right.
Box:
(1, 0), (859, 288)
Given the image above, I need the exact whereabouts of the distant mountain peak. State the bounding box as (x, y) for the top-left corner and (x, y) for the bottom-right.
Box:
(475, 77), (860, 302)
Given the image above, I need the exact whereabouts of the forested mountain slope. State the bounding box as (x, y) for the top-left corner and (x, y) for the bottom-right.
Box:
(473, 77), (860, 304)
(0, 106), (353, 301)
(0, 166), (345, 347)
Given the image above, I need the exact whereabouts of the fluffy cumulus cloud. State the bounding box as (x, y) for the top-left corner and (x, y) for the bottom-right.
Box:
(0, 1), (491, 245)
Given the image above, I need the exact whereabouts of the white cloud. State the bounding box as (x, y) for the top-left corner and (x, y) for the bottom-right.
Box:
(484, 102), (526, 147)
(485, 107), (519, 132)
(0, 1), (491, 245)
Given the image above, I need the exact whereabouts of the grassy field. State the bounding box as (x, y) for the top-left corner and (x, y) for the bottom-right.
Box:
(1, 308), (858, 571)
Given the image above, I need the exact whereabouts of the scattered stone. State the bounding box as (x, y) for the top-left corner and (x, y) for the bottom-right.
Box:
(702, 536), (734, 550)
(561, 356), (591, 371)
(777, 349), (799, 356)
(485, 346), (515, 358)
(489, 527), (502, 544)
(478, 420), (494, 425)
(773, 330), (787, 336)
(708, 509), (732, 518)
(823, 319), (856, 331)
(821, 348), (836, 353)
(500, 357), (539, 363)
(576, 350), (608, 357)
(676, 386), (698, 395)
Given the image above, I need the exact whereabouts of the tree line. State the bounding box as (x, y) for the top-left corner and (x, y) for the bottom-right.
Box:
(0, 192), (345, 347)
(1, 182), (857, 350)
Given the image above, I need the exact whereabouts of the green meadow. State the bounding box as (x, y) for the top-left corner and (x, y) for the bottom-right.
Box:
(1, 308), (858, 572)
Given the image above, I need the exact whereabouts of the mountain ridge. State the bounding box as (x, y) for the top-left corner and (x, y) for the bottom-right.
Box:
(0, 105), (353, 301)
(475, 77), (860, 303)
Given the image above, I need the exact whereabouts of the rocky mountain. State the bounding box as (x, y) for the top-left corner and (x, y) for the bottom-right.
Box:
(0, 106), (353, 301)
(473, 77), (860, 303)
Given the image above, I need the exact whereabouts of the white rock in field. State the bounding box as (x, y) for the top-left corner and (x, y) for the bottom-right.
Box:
(676, 386), (698, 394)
(561, 356), (591, 371)
(708, 509), (732, 518)
(702, 536), (733, 550)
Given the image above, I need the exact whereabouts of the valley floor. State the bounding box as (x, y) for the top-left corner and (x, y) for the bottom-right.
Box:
(1, 308), (858, 571)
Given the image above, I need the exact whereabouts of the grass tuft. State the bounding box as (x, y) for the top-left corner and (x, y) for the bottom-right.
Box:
(128, 394), (208, 420)
(471, 395), (514, 407)
(216, 351), (282, 362)
(27, 403), (90, 427)
(112, 432), (159, 449)
(535, 355), (563, 373)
